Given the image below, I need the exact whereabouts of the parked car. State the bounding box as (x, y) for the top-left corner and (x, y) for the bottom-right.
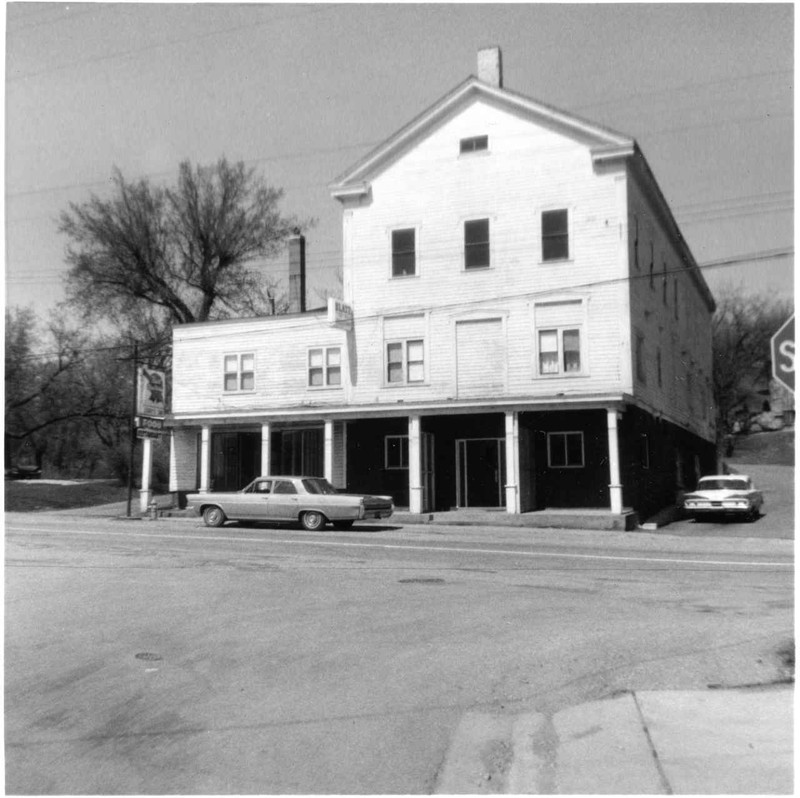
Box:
(683, 475), (764, 521)
(187, 476), (394, 530)
(6, 463), (41, 480)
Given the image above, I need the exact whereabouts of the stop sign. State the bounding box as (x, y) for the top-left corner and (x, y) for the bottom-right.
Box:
(771, 315), (795, 393)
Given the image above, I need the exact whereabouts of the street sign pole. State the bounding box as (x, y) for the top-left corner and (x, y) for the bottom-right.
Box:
(126, 342), (138, 518)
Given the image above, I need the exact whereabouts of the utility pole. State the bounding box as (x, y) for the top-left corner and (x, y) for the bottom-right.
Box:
(126, 341), (138, 517)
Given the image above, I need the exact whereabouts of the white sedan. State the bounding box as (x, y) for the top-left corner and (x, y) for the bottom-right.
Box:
(683, 475), (764, 522)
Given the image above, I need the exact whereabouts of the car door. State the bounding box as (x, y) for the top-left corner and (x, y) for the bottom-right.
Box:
(236, 479), (273, 520)
(268, 479), (300, 521)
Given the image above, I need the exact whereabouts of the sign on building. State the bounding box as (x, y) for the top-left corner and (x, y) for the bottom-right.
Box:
(771, 315), (795, 394)
(137, 366), (166, 418)
(327, 297), (353, 330)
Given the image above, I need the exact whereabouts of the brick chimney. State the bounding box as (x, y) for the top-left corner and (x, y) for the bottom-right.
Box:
(288, 230), (306, 313)
(477, 46), (503, 88)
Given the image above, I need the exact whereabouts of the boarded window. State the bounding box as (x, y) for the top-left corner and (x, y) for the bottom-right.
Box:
(456, 318), (504, 397)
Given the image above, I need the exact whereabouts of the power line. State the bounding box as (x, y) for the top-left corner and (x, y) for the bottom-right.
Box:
(7, 5), (337, 83)
(11, 247), (793, 359)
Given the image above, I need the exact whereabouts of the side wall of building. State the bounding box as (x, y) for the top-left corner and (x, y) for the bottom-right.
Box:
(626, 168), (715, 443)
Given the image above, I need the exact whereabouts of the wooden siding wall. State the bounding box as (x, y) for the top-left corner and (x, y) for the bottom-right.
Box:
(626, 172), (715, 442)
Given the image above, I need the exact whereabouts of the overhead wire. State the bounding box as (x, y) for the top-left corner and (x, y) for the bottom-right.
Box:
(12, 247), (793, 360)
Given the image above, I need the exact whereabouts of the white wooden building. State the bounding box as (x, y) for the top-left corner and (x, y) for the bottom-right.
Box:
(169, 48), (716, 524)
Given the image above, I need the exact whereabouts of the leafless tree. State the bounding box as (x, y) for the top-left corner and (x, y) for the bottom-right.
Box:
(59, 158), (307, 334)
(712, 286), (793, 450)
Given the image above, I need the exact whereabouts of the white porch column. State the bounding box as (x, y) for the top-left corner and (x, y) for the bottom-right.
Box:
(261, 423), (271, 476)
(408, 415), (422, 513)
(504, 410), (519, 513)
(199, 425), (211, 493)
(324, 419), (334, 483)
(607, 409), (623, 514)
(139, 436), (153, 513)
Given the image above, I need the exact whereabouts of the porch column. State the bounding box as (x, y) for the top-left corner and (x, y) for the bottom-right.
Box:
(408, 415), (422, 513)
(260, 423), (271, 476)
(606, 409), (623, 514)
(504, 410), (519, 513)
(324, 419), (334, 483)
(199, 425), (211, 493)
(139, 436), (153, 513)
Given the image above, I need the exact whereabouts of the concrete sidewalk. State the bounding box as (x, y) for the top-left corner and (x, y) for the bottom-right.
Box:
(435, 686), (793, 794)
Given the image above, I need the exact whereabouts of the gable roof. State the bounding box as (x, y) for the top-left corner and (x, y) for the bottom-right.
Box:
(329, 71), (714, 312)
(329, 75), (635, 197)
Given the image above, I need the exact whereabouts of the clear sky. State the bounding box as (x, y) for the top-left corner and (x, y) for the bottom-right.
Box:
(5, 2), (795, 316)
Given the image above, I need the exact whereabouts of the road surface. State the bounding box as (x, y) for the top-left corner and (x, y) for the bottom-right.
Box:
(5, 513), (793, 793)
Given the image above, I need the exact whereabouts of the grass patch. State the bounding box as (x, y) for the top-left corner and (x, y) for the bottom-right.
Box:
(4, 480), (131, 512)
(728, 429), (795, 466)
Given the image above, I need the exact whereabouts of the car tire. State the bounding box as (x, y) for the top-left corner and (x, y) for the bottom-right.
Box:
(332, 520), (354, 530)
(203, 506), (226, 528)
(300, 511), (326, 531)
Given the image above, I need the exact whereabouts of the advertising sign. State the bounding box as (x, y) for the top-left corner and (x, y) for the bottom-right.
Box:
(137, 366), (166, 418)
(327, 297), (354, 330)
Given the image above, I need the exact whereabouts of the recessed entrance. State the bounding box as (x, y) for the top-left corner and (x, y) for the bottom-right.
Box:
(455, 438), (506, 508)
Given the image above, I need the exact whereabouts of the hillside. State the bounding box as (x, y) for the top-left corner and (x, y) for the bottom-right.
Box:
(727, 429), (795, 466)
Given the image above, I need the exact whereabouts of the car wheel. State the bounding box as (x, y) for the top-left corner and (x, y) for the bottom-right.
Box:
(203, 506), (226, 528)
(332, 520), (354, 530)
(300, 511), (326, 531)
(747, 508), (760, 522)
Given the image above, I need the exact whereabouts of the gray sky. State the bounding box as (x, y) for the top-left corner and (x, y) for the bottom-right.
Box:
(5, 2), (794, 315)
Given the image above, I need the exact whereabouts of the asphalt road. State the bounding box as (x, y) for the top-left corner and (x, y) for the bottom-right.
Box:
(5, 513), (794, 794)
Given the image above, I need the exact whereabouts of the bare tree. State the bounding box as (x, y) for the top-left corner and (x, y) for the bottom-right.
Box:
(59, 158), (306, 333)
(712, 286), (793, 450)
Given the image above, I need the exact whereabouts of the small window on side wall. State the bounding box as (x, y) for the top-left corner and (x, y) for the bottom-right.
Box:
(542, 210), (569, 261)
(391, 228), (416, 277)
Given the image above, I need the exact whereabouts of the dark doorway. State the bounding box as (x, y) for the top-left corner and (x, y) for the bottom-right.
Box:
(456, 438), (506, 507)
(211, 432), (260, 492)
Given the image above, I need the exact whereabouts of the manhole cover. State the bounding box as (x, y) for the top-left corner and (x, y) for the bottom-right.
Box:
(135, 652), (163, 661)
(398, 577), (445, 584)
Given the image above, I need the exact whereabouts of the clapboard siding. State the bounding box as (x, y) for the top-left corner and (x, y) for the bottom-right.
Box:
(626, 170), (715, 441)
(172, 93), (710, 433)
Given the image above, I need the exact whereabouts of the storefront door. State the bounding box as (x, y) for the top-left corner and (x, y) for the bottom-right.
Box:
(456, 438), (506, 508)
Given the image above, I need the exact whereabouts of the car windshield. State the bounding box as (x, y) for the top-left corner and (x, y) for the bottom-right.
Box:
(698, 478), (749, 491)
(302, 478), (338, 495)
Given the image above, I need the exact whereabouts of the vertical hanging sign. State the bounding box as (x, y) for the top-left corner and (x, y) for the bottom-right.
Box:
(137, 366), (166, 418)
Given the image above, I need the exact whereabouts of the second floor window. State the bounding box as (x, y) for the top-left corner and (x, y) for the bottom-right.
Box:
(308, 347), (342, 387)
(391, 228), (416, 277)
(464, 219), (490, 270)
(538, 328), (581, 375)
(386, 339), (424, 384)
(542, 209), (569, 261)
(636, 335), (646, 383)
(224, 353), (254, 392)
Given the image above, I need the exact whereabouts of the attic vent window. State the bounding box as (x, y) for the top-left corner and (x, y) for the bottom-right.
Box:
(460, 135), (488, 154)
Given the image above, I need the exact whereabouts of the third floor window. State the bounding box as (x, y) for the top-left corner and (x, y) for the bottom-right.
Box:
(542, 209), (569, 261)
(391, 228), (416, 277)
(464, 218), (490, 270)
